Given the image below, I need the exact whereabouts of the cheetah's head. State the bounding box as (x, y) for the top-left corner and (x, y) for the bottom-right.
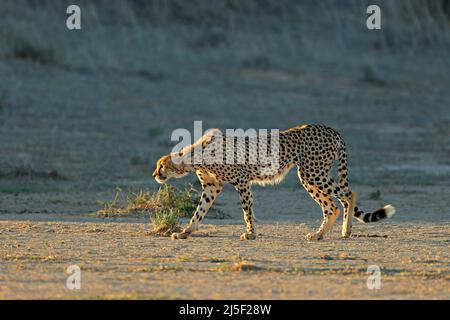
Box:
(152, 154), (189, 184)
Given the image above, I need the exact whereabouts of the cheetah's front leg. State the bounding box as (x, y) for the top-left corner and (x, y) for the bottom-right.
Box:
(234, 184), (256, 240)
(171, 173), (222, 240)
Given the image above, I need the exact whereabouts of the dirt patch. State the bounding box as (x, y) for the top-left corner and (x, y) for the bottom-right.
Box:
(0, 220), (448, 299)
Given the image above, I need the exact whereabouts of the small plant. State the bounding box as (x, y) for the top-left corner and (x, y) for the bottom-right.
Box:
(10, 38), (56, 65)
(98, 185), (204, 236)
(176, 255), (191, 262)
(97, 184), (198, 217)
(97, 188), (126, 216)
(145, 184), (198, 217)
(213, 256), (260, 272)
(149, 209), (182, 236)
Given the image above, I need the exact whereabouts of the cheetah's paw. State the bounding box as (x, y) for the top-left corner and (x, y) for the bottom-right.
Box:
(305, 232), (323, 241)
(240, 232), (256, 240)
(171, 231), (190, 240)
(341, 229), (351, 238)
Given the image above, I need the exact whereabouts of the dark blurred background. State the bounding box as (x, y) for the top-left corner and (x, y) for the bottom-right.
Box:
(0, 0), (449, 213)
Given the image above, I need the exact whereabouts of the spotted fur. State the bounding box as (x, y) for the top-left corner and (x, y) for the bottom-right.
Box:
(153, 124), (395, 241)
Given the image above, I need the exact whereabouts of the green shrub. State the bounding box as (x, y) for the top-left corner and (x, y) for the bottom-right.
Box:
(98, 184), (198, 218)
(98, 185), (197, 236)
(150, 210), (181, 235)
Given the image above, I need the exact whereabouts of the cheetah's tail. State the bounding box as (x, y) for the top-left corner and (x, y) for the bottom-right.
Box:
(354, 204), (395, 223)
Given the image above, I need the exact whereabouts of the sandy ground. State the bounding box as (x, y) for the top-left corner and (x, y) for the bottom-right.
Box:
(0, 183), (448, 300)
(0, 219), (448, 300)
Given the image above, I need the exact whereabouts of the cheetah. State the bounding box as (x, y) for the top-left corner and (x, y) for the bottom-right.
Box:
(152, 124), (395, 241)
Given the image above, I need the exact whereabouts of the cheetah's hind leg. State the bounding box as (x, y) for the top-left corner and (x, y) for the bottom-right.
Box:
(298, 170), (341, 241)
(304, 187), (340, 241)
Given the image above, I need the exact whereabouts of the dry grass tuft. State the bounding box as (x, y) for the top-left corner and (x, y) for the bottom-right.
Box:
(97, 184), (198, 217)
(99, 185), (198, 236)
(213, 256), (261, 272)
(230, 260), (258, 272)
(148, 210), (182, 237)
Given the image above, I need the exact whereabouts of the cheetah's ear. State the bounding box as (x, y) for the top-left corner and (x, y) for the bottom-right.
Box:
(169, 152), (193, 173)
(201, 128), (222, 144)
(189, 128), (222, 149)
(169, 151), (183, 166)
(171, 148), (192, 166)
(204, 128), (222, 137)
